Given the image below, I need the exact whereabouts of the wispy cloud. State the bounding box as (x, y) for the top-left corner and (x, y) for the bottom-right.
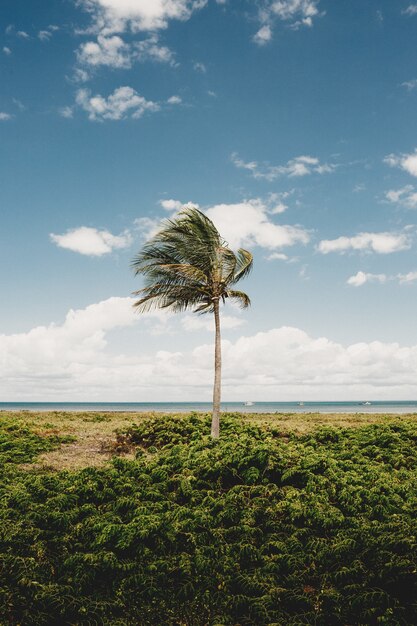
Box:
(50, 226), (132, 256)
(254, 0), (323, 44)
(75, 86), (160, 121)
(402, 5), (417, 16)
(401, 78), (417, 90)
(59, 106), (74, 119)
(318, 232), (411, 255)
(348, 269), (417, 286)
(2, 46), (11, 55)
(232, 152), (335, 180)
(0, 112), (12, 121)
(347, 271), (388, 287)
(193, 61), (207, 73)
(385, 185), (417, 208)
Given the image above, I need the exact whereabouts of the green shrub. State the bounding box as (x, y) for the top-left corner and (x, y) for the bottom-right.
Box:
(0, 415), (417, 624)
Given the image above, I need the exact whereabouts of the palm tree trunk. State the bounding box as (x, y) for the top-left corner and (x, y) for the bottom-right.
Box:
(211, 298), (221, 438)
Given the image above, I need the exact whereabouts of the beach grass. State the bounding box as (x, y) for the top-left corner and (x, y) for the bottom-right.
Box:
(1, 409), (417, 470)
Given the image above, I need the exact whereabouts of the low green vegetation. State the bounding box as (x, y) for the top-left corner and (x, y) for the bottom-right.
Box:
(1, 412), (417, 624)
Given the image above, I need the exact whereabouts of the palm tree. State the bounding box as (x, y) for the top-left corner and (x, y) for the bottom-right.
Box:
(131, 206), (253, 438)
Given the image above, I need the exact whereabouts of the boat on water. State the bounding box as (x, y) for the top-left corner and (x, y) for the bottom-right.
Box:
(298, 402), (305, 406)
(361, 401), (372, 406)
(244, 401), (254, 406)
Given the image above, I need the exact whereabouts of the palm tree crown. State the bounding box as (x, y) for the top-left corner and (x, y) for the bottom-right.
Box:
(131, 206), (253, 438)
(131, 207), (253, 314)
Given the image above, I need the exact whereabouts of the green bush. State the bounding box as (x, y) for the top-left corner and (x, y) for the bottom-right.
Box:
(1, 414), (417, 624)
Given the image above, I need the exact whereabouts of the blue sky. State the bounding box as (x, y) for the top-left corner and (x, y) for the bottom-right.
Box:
(3, 0), (417, 401)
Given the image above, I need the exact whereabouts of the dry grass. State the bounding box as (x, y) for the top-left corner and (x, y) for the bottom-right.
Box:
(2, 410), (417, 470)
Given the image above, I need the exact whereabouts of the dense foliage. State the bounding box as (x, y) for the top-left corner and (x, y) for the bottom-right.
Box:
(1, 413), (417, 625)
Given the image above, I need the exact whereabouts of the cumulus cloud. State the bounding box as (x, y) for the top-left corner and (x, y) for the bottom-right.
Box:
(76, 34), (175, 70)
(384, 150), (417, 177)
(75, 86), (159, 121)
(77, 35), (132, 68)
(347, 271), (388, 287)
(232, 152), (335, 180)
(5, 299), (417, 400)
(318, 232), (410, 255)
(139, 197), (309, 251)
(398, 270), (417, 284)
(50, 226), (132, 256)
(254, 0), (323, 44)
(385, 185), (417, 209)
(167, 95), (182, 104)
(205, 199), (310, 250)
(0, 112), (12, 121)
(182, 314), (244, 332)
(253, 24), (272, 45)
(160, 198), (183, 211)
(78, 0), (207, 35)
(3, 46), (11, 55)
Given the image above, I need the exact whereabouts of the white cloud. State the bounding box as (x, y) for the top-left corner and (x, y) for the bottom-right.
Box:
(38, 25), (59, 41)
(347, 271), (388, 287)
(59, 106), (74, 119)
(385, 185), (417, 209)
(193, 61), (206, 72)
(16, 31), (29, 39)
(253, 24), (272, 45)
(160, 198), (183, 211)
(254, 0), (322, 44)
(71, 68), (90, 84)
(138, 197), (308, 251)
(50, 226), (132, 256)
(0, 112), (12, 121)
(403, 5), (417, 16)
(78, 0), (207, 35)
(5, 301), (417, 400)
(401, 78), (417, 90)
(167, 95), (182, 104)
(77, 35), (132, 68)
(182, 314), (244, 332)
(268, 252), (289, 261)
(38, 30), (52, 41)
(134, 35), (176, 64)
(318, 232), (411, 255)
(384, 150), (417, 177)
(232, 152), (335, 180)
(398, 270), (417, 284)
(205, 199), (310, 250)
(75, 86), (159, 121)
(76, 34), (175, 70)
(3, 46), (11, 55)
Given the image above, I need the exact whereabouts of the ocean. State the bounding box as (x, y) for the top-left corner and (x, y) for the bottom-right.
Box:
(1, 401), (417, 414)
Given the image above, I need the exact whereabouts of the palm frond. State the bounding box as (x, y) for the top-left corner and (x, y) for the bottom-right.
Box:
(131, 206), (252, 315)
(225, 289), (251, 309)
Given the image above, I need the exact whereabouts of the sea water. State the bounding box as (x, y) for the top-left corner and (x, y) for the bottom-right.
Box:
(1, 401), (417, 413)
